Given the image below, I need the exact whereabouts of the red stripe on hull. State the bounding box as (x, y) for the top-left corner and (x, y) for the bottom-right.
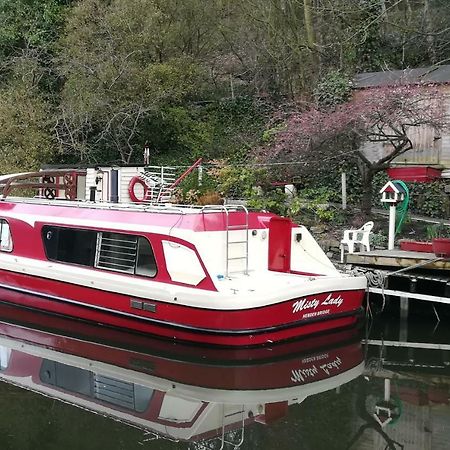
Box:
(0, 303), (362, 363)
(0, 270), (364, 346)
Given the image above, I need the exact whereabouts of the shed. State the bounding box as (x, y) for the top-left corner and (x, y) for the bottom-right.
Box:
(353, 65), (450, 170)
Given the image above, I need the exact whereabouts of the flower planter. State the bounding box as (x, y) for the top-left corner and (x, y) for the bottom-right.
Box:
(386, 166), (442, 183)
(399, 240), (433, 253)
(432, 238), (450, 258)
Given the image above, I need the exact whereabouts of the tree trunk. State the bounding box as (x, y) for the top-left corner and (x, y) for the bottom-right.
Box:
(303, 0), (316, 51)
(358, 163), (375, 215)
(423, 0), (436, 63)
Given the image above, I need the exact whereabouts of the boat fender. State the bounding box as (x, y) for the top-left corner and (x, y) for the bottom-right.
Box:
(128, 176), (148, 203)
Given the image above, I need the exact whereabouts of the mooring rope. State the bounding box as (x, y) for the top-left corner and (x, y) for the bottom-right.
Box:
(347, 255), (445, 315)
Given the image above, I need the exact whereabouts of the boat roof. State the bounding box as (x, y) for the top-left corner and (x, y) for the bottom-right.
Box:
(0, 169), (283, 232)
(0, 197), (277, 232)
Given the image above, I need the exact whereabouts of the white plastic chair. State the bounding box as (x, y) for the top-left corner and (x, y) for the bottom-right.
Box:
(340, 221), (374, 263)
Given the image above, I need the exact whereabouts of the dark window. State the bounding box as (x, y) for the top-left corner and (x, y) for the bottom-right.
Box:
(136, 237), (157, 277)
(43, 226), (97, 267)
(40, 360), (153, 412)
(42, 226), (157, 277)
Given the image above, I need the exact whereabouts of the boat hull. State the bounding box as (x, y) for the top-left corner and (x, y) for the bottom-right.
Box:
(0, 269), (365, 346)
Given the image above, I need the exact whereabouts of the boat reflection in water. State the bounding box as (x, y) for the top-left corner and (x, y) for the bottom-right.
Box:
(0, 302), (364, 447)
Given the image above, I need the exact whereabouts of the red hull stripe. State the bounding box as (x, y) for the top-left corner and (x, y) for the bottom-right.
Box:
(0, 279), (363, 336)
(0, 302), (363, 364)
(0, 268), (362, 313)
(0, 294), (359, 346)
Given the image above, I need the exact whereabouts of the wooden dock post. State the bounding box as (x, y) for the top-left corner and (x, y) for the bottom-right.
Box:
(399, 296), (409, 342)
(341, 172), (347, 210)
(384, 378), (391, 402)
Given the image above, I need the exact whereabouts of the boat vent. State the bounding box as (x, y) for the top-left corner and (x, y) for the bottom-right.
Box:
(94, 375), (136, 409)
(93, 375), (154, 413)
(95, 232), (138, 273)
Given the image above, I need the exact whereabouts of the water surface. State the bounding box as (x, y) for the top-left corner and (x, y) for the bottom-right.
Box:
(0, 298), (448, 450)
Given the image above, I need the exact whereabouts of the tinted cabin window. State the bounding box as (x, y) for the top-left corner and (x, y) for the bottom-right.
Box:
(43, 226), (97, 266)
(39, 360), (153, 412)
(42, 226), (157, 277)
(136, 237), (157, 277)
(0, 220), (13, 252)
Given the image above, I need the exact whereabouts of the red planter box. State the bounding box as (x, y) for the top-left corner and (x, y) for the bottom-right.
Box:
(399, 240), (433, 252)
(386, 166), (442, 183)
(432, 238), (450, 258)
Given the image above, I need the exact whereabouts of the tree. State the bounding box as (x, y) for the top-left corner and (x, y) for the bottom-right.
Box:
(56, 0), (227, 164)
(0, 80), (54, 173)
(267, 84), (445, 213)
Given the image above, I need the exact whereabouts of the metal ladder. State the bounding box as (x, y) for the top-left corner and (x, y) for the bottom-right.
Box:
(225, 205), (249, 277)
(202, 205), (249, 277)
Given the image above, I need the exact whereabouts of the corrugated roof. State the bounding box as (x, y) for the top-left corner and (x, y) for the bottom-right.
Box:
(353, 65), (450, 88)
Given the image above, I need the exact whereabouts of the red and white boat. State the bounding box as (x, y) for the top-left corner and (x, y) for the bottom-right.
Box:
(0, 308), (364, 445)
(0, 170), (366, 346)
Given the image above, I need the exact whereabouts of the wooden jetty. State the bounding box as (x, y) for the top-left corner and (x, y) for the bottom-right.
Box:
(345, 249), (450, 317)
(346, 249), (450, 271)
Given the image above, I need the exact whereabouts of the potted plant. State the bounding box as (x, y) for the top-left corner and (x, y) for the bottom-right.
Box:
(429, 222), (450, 258)
(399, 223), (433, 252)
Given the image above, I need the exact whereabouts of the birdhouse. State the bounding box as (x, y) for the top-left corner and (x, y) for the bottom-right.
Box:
(379, 181), (406, 204)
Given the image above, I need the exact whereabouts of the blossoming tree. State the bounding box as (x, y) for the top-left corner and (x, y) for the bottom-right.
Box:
(269, 85), (445, 213)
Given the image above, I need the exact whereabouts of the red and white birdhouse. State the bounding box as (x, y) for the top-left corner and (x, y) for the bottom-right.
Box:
(379, 181), (406, 204)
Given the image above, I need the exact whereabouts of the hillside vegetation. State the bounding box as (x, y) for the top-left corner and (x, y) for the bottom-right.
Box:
(0, 1), (449, 197)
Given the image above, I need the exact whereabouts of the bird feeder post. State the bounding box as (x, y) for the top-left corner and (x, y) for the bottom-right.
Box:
(388, 204), (396, 250)
(379, 181), (406, 251)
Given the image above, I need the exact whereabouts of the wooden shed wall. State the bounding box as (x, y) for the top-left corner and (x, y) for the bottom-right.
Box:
(360, 84), (450, 167)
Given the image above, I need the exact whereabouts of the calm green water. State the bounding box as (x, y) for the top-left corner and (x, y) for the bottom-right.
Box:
(0, 300), (449, 450)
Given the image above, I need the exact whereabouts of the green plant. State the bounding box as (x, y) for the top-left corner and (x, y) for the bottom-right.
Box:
(370, 231), (387, 248)
(248, 188), (288, 216)
(313, 71), (352, 109)
(211, 164), (269, 199)
(293, 187), (338, 223)
(425, 222), (450, 240)
(408, 181), (450, 218)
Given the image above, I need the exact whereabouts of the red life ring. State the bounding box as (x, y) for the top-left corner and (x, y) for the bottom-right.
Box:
(128, 176), (149, 202)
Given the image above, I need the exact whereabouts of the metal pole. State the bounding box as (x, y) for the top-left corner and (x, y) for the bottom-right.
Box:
(388, 204), (396, 250)
(198, 164), (203, 187)
(341, 172), (347, 210)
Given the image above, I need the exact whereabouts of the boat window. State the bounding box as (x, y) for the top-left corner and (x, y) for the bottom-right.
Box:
(0, 347), (11, 370)
(0, 220), (13, 252)
(162, 241), (206, 285)
(136, 237), (157, 277)
(42, 226), (157, 277)
(40, 360), (153, 412)
(95, 232), (157, 278)
(42, 226), (97, 266)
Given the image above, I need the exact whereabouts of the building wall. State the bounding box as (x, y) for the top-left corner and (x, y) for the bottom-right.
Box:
(85, 167), (144, 202)
(359, 84), (450, 167)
